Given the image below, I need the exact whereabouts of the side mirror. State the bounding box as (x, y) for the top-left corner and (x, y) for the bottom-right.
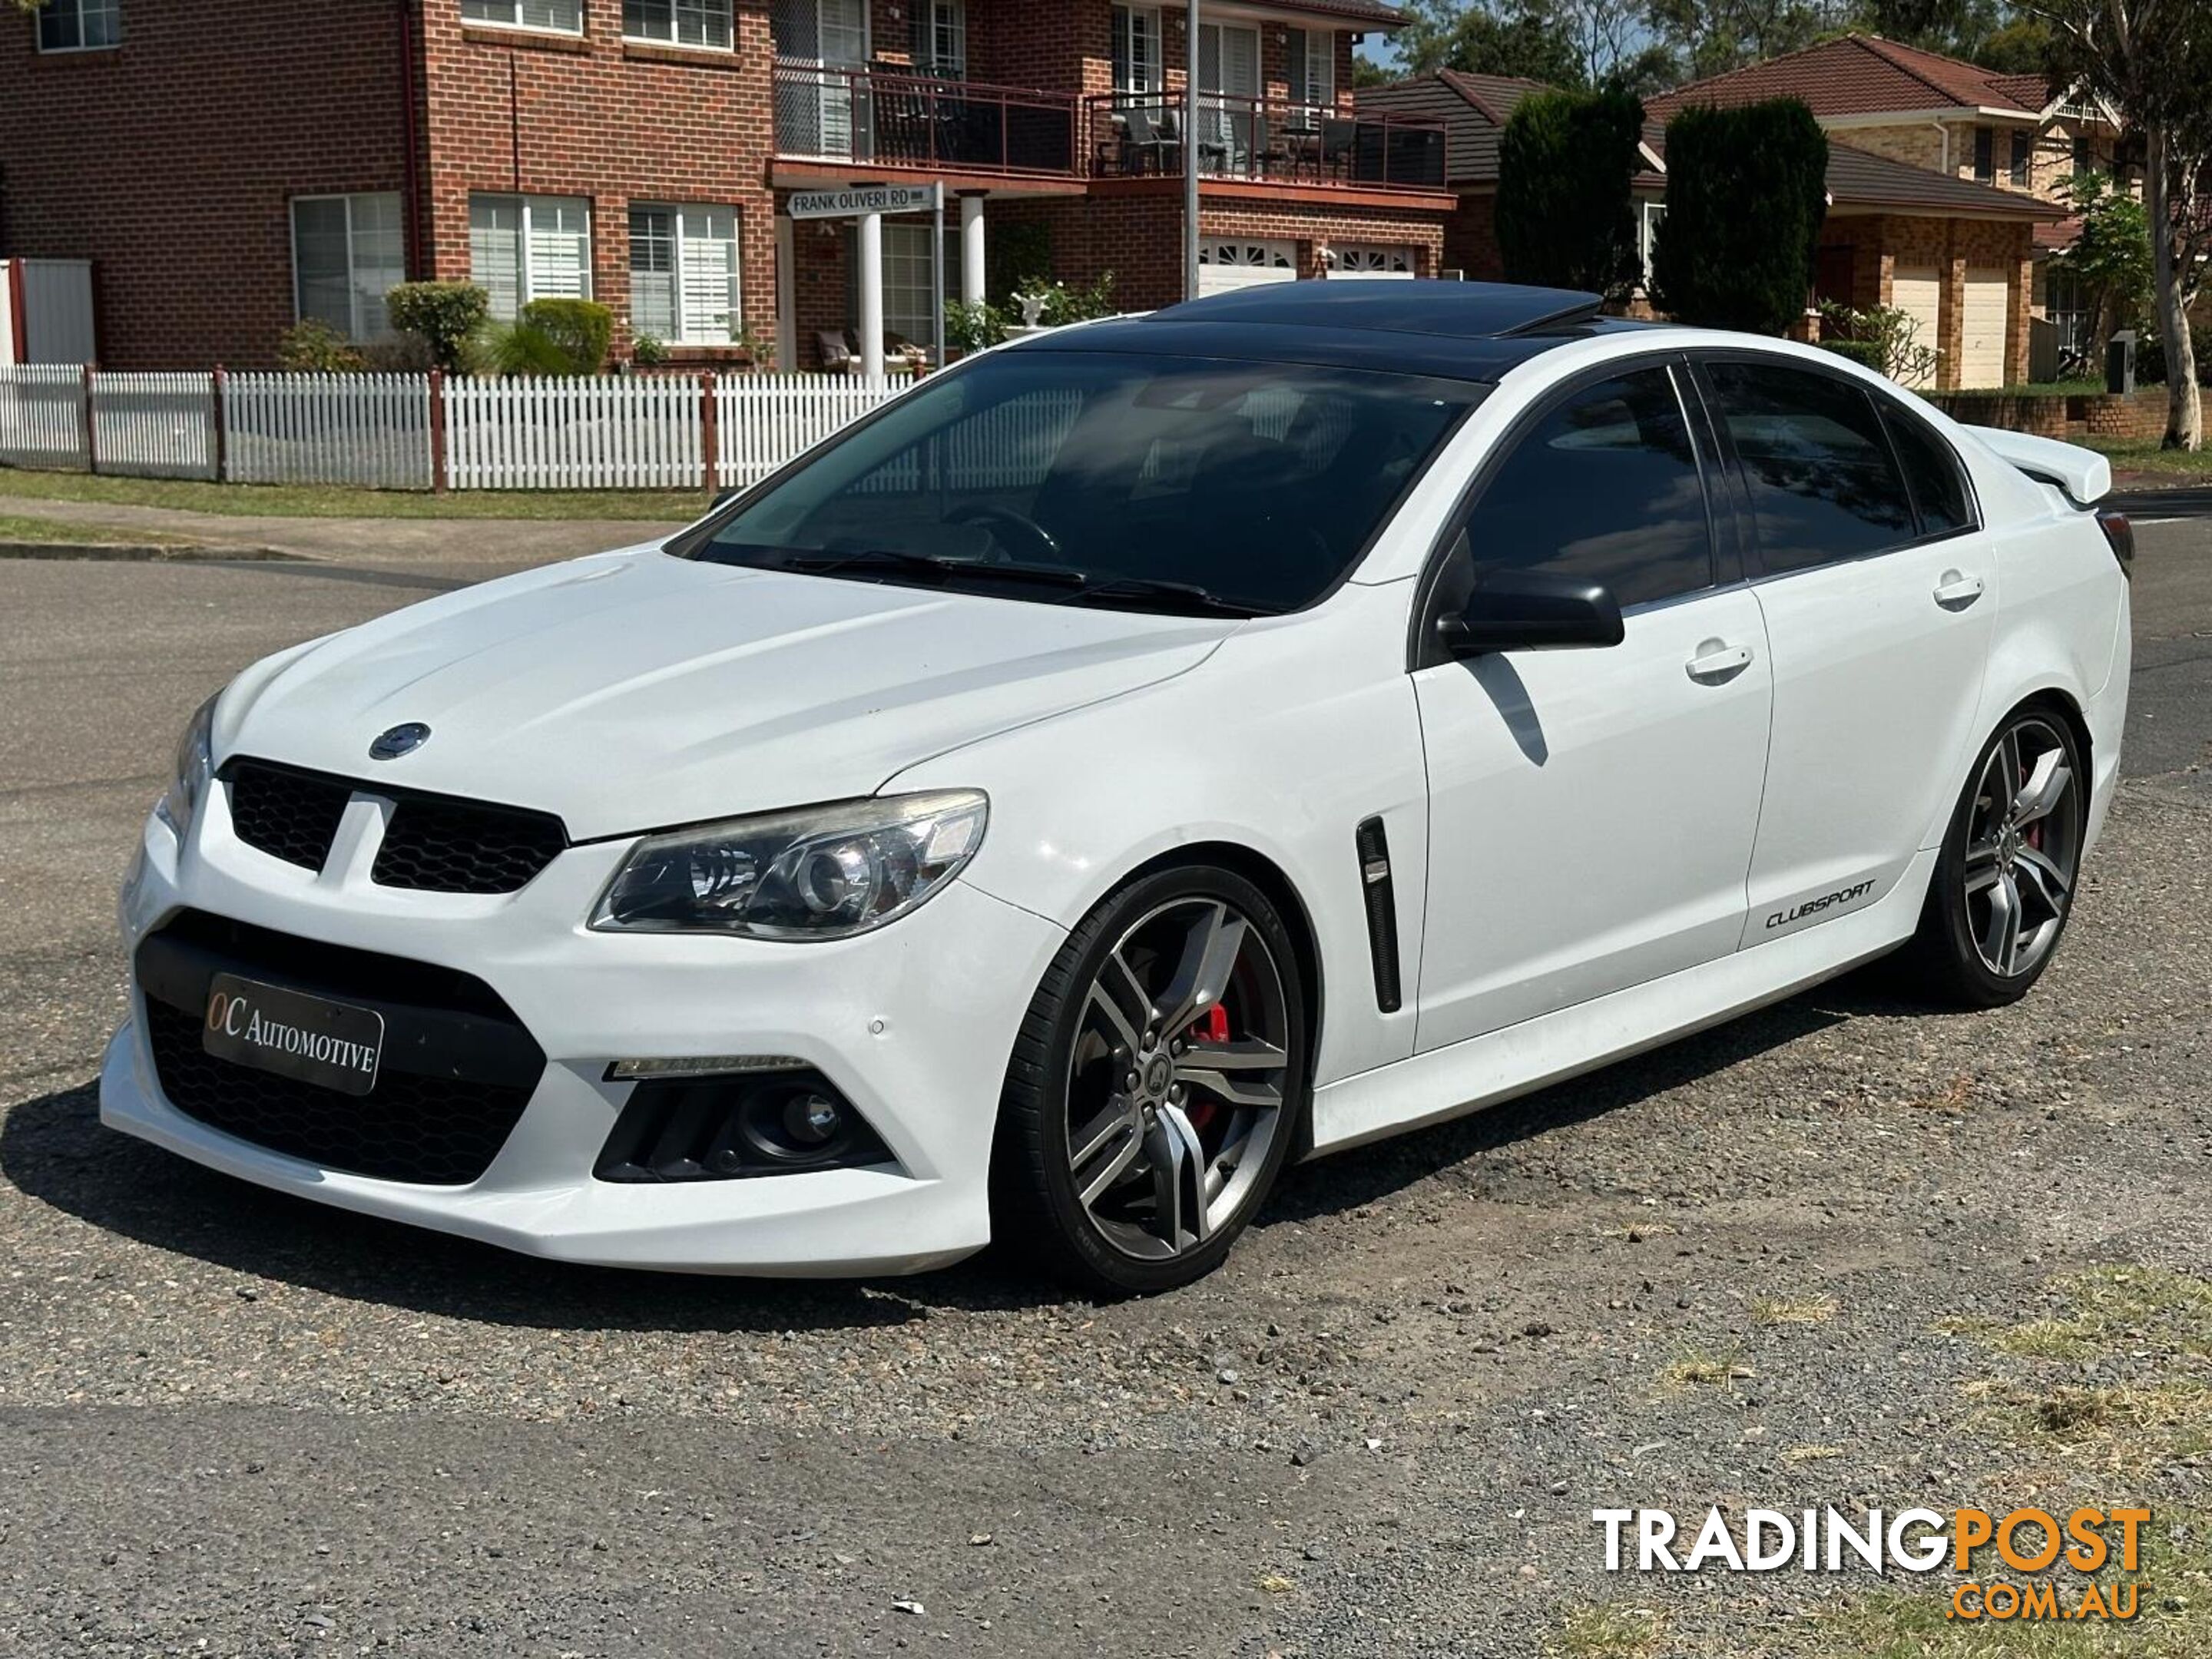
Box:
(1435, 568), (1625, 657)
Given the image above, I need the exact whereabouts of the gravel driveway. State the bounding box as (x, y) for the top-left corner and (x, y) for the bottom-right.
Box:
(2, 526), (2207, 1657)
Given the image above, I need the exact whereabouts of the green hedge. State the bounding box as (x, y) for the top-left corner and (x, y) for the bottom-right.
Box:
(385, 282), (488, 372)
(1653, 100), (1828, 335)
(1496, 88), (1646, 298)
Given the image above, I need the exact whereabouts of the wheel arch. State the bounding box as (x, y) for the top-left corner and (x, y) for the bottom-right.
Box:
(1110, 840), (1328, 1160)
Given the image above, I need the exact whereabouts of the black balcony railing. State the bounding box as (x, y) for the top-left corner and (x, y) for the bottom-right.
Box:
(773, 62), (1081, 178)
(1085, 93), (1449, 192)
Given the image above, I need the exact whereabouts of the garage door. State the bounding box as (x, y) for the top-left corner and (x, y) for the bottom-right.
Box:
(1959, 268), (2010, 388)
(1890, 265), (1941, 389)
(1199, 239), (1297, 295)
(1329, 243), (1419, 280)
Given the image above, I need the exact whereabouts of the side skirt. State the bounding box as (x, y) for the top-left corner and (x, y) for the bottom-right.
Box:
(1306, 849), (1937, 1157)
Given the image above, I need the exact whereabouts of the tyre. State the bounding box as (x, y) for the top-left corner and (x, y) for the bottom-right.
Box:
(1905, 705), (2087, 1008)
(993, 864), (1309, 1296)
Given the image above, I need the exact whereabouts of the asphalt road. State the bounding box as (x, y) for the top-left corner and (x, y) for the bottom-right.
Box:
(1, 528), (2207, 1657)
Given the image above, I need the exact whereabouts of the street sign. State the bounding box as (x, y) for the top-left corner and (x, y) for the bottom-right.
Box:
(787, 184), (939, 220)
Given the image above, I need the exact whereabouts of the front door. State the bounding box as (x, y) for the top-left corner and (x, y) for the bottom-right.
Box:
(1413, 363), (1773, 1051)
(1694, 356), (1995, 943)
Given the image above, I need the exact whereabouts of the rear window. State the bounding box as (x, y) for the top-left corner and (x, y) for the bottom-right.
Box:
(1880, 402), (1977, 537)
(682, 350), (1482, 612)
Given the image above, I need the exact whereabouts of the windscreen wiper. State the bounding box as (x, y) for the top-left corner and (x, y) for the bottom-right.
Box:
(780, 549), (1088, 590)
(1058, 577), (1283, 618)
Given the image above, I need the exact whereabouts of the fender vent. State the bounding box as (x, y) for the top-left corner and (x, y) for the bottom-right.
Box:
(1355, 816), (1402, 1014)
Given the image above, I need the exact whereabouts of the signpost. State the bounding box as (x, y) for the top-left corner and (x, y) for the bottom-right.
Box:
(786, 184), (939, 220)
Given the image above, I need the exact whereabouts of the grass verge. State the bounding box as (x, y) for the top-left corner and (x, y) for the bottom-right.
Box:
(0, 466), (707, 522)
(0, 512), (197, 546)
(2085, 437), (2212, 479)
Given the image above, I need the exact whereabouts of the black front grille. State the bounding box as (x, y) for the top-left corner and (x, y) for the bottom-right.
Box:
(137, 911), (545, 1187)
(375, 797), (568, 896)
(222, 758), (568, 895)
(227, 763), (350, 872)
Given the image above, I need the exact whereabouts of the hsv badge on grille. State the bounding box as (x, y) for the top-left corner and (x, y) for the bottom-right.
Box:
(369, 722), (432, 761)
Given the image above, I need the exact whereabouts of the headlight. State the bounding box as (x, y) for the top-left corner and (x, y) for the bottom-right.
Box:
(154, 694), (217, 841)
(590, 790), (988, 940)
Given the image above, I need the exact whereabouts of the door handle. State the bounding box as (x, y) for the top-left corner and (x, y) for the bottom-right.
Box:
(1685, 640), (1754, 684)
(1933, 570), (1985, 611)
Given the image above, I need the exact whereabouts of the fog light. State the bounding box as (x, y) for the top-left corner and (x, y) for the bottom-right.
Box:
(786, 1092), (842, 1146)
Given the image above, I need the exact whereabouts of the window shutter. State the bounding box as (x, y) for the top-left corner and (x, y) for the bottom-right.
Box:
(470, 197), (525, 320)
(680, 207), (740, 343)
(530, 200), (591, 301)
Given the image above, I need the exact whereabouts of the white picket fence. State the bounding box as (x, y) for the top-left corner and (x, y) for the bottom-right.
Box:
(0, 364), (92, 470)
(0, 365), (916, 493)
(227, 372), (432, 490)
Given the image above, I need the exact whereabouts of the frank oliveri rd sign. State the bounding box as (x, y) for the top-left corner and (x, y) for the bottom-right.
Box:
(786, 185), (939, 220)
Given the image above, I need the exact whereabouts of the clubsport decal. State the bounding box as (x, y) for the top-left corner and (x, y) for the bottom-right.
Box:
(1766, 879), (1879, 931)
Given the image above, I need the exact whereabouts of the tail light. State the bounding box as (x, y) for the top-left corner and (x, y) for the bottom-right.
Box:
(2096, 508), (2134, 578)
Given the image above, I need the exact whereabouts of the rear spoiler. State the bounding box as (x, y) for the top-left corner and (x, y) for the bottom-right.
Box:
(1962, 425), (2111, 507)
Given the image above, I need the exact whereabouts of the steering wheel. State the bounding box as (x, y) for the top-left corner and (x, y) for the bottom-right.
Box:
(946, 502), (1063, 565)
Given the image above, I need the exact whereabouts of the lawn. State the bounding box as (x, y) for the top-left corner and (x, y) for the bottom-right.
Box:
(2085, 437), (2212, 478)
(0, 512), (199, 545)
(0, 465), (710, 522)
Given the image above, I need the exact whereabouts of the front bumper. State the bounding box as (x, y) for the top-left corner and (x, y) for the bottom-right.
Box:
(99, 790), (1067, 1276)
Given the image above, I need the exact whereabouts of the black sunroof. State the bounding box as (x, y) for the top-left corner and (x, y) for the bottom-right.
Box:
(1147, 280), (1604, 339)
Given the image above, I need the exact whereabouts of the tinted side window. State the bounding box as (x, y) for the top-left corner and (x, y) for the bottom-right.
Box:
(1879, 403), (1975, 536)
(1706, 361), (1916, 575)
(1462, 368), (1714, 610)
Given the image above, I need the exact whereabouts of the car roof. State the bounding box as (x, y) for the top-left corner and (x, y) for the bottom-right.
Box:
(1004, 280), (1654, 383)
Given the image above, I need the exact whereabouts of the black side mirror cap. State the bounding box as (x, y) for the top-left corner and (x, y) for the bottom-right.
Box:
(1436, 568), (1625, 657)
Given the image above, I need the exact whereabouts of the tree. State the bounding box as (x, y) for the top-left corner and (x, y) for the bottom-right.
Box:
(1496, 87), (1648, 296)
(1396, 0), (1673, 90)
(2032, 0), (2212, 448)
(1644, 0), (1839, 81)
(1651, 98), (1830, 333)
(1442, 2), (1588, 83)
(1974, 15), (2056, 71)
(2051, 171), (2154, 353)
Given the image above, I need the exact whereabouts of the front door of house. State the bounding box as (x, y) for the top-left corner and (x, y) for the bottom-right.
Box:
(773, 0), (870, 158)
(1197, 22), (1260, 171)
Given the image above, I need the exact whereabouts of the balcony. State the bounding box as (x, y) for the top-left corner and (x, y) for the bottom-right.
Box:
(1085, 94), (1449, 194)
(773, 63), (1082, 180)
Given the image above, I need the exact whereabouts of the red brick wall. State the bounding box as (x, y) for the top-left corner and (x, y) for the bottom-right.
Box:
(0, 0), (415, 369)
(418, 0), (779, 358)
(1441, 192), (1502, 281)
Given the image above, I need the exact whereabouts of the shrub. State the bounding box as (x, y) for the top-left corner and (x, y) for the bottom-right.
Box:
(276, 319), (366, 373)
(1817, 300), (1938, 386)
(1816, 338), (1887, 373)
(945, 300), (1011, 356)
(631, 333), (671, 367)
(518, 298), (614, 374)
(2136, 321), (2212, 388)
(1495, 87), (1646, 299)
(1652, 99), (1829, 334)
(360, 331), (438, 373)
(385, 282), (490, 372)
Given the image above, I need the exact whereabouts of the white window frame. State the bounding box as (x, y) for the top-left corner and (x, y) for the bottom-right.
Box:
(1111, 5), (1162, 96)
(35, 0), (122, 53)
(623, 0), (734, 51)
(629, 203), (743, 345)
(1636, 200), (1665, 289)
(290, 192), (408, 342)
(460, 0), (584, 37)
(1286, 28), (1335, 114)
(914, 0), (966, 79)
(469, 194), (594, 320)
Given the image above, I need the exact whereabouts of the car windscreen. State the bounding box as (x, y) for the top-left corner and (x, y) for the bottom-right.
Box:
(676, 350), (1484, 614)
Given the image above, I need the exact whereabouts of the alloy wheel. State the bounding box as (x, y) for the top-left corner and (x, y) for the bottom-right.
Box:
(1962, 716), (2082, 979)
(1064, 897), (1292, 1261)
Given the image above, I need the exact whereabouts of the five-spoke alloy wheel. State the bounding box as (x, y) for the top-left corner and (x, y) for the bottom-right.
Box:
(1910, 706), (2086, 1007)
(995, 866), (1308, 1296)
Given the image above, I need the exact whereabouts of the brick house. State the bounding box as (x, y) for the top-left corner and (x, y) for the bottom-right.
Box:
(1359, 45), (2078, 389)
(0, 0), (1455, 372)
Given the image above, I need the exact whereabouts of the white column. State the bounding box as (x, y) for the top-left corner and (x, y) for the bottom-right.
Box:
(858, 210), (886, 381)
(959, 194), (987, 308)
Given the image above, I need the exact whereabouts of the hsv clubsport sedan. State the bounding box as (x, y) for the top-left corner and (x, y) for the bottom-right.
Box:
(101, 283), (2133, 1293)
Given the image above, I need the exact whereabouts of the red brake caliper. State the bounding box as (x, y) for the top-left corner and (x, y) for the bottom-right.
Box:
(1183, 1004), (1230, 1134)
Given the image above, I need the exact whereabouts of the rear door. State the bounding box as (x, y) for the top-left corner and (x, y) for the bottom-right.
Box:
(1411, 360), (1773, 1050)
(1694, 355), (1995, 945)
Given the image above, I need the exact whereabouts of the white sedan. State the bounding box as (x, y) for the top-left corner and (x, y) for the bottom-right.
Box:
(101, 283), (2133, 1294)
